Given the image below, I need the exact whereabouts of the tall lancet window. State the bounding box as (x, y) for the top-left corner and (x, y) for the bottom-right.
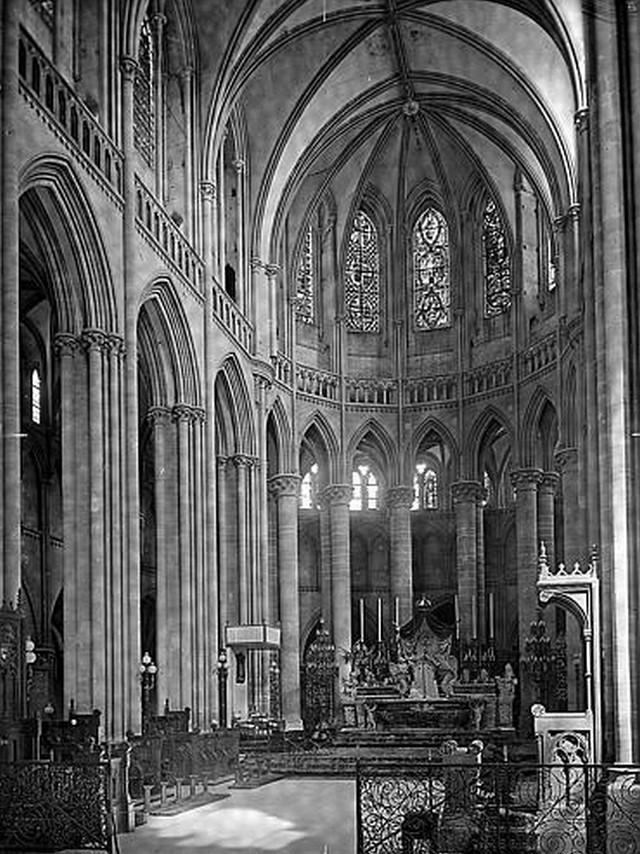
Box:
(133, 17), (155, 167)
(413, 208), (451, 329)
(300, 462), (320, 509)
(412, 463), (439, 510)
(483, 199), (511, 316)
(350, 463), (379, 511)
(31, 368), (42, 424)
(295, 225), (314, 324)
(345, 210), (380, 333)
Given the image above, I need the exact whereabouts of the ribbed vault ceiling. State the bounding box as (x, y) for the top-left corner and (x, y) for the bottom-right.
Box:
(195, 0), (585, 263)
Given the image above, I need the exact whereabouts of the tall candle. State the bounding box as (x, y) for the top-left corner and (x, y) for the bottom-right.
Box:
(394, 596), (399, 627)
(471, 594), (477, 639)
(489, 592), (495, 638)
(377, 598), (382, 643)
(454, 594), (460, 638)
(359, 598), (364, 643)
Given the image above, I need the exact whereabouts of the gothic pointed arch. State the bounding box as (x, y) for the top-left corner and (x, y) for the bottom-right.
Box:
(139, 277), (202, 408)
(521, 387), (558, 470)
(299, 413), (339, 489)
(19, 155), (117, 333)
(215, 354), (255, 456)
(347, 419), (397, 480)
(267, 396), (291, 475)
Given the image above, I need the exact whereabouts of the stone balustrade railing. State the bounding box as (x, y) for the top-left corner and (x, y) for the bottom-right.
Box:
(520, 333), (557, 378)
(297, 366), (340, 401)
(272, 352), (293, 386)
(135, 177), (204, 295)
(465, 357), (512, 396)
(405, 375), (457, 404)
(211, 279), (254, 352)
(18, 28), (123, 196)
(347, 377), (397, 406)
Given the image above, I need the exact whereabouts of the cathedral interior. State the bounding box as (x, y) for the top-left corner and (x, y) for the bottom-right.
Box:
(1, 0), (640, 848)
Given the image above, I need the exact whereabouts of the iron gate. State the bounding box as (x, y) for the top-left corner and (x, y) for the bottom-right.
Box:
(0, 761), (113, 852)
(357, 761), (640, 853)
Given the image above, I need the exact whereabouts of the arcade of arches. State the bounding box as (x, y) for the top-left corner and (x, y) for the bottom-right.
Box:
(2, 0), (640, 768)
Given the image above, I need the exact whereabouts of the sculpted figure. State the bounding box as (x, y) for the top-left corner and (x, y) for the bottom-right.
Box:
(495, 662), (517, 728)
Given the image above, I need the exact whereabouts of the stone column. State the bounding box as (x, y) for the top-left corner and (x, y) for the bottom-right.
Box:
(217, 456), (231, 632)
(475, 488), (487, 643)
(54, 333), (80, 711)
(451, 481), (483, 641)
(233, 158), (245, 309)
(180, 66), (195, 240)
(554, 448), (582, 565)
(83, 330), (107, 716)
(150, 11), (166, 201)
(232, 455), (253, 623)
(1, 0), (20, 606)
(538, 471), (560, 572)
(510, 468), (543, 729)
(318, 494), (332, 635)
(148, 406), (175, 711)
(387, 486), (414, 626)
(323, 485), (352, 687)
(269, 474), (302, 729)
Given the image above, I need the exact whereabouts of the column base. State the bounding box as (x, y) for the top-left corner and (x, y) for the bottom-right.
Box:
(283, 718), (304, 731)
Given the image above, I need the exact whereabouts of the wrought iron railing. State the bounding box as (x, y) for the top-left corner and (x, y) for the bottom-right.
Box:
(356, 761), (640, 854)
(0, 760), (113, 852)
(18, 28), (123, 197)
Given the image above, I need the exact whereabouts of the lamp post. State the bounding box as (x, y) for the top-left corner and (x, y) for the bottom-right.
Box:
(217, 648), (229, 728)
(139, 652), (157, 734)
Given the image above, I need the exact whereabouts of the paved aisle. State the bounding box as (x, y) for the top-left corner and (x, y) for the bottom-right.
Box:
(116, 777), (355, 854)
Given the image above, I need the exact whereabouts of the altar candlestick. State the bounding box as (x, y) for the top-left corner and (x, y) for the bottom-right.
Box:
(359, 598), (364, 643)
(377, 598), (382, 643)
(454, 594), (460, 638)
(394, 596), (399, 627)
(471, 594), (477, 639)
(489, 592), (495, 638)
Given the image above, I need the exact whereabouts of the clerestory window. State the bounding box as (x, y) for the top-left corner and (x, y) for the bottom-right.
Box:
(345, 211), (380, 333)
(413, 208), (451, 330)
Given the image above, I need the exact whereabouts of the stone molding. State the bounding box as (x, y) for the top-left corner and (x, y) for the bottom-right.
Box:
(321, 484), (352, 506)
(510, 468), (544, 492)
(119, 55), (138, 81)
(268, 473), (300, 498)
(53, 332), (80, 356)
(451, 480), (485, 505)
(574, 107), (588, 134)
(385, 485), (414, 511)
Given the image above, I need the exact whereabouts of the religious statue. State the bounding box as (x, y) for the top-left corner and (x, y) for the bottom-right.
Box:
(495, 662), (517, 728)
(396, 611), (458, 699)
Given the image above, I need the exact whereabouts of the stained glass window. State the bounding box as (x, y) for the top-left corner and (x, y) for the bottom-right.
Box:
(300, 462), (319, 509)
(134, 19), (155, 167)
(345, 211), (380, 333)
(547, 234), (557, 291)
(295, 225), (314, 324)
(483, 470), (493, 505)
(413, 208), (451, 330)
(350, 464), (379, 510)
(483, 199), (511, 316)
(31, 369), (41, 424)
(412, 463), (438, 510)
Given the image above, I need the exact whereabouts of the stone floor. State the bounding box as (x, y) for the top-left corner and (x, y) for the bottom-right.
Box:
(115, 777), (355, 854)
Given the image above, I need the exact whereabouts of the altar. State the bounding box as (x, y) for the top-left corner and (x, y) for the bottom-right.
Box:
(340, 597), (510, 735)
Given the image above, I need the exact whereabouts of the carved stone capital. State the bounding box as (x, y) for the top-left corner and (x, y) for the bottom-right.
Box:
(510, 468), (543, 492)
(554, 446), (578, 473)
(232, 158), (245, 174)
(321, 484), (352, 506)
(81, 329), (109, 353)
(172, 403), (202, 423)
(217, 455), (229, 472)
(539, 471), (561, 495)
(232, 453), (258, 470)
(385, 485), (414, 511)
(250, 256), (265, 272)
(574, 107), (589, 134)
(106, 333), (126, 357)
(146, 405), (172, 426)
(268, 473), (300, 498)
(53, 333), (80, 357)
(265, 263), (280, 280)
(120, 56), (138, 82)
(451, 480), (485, 505)
(200, 180), (216, 203)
